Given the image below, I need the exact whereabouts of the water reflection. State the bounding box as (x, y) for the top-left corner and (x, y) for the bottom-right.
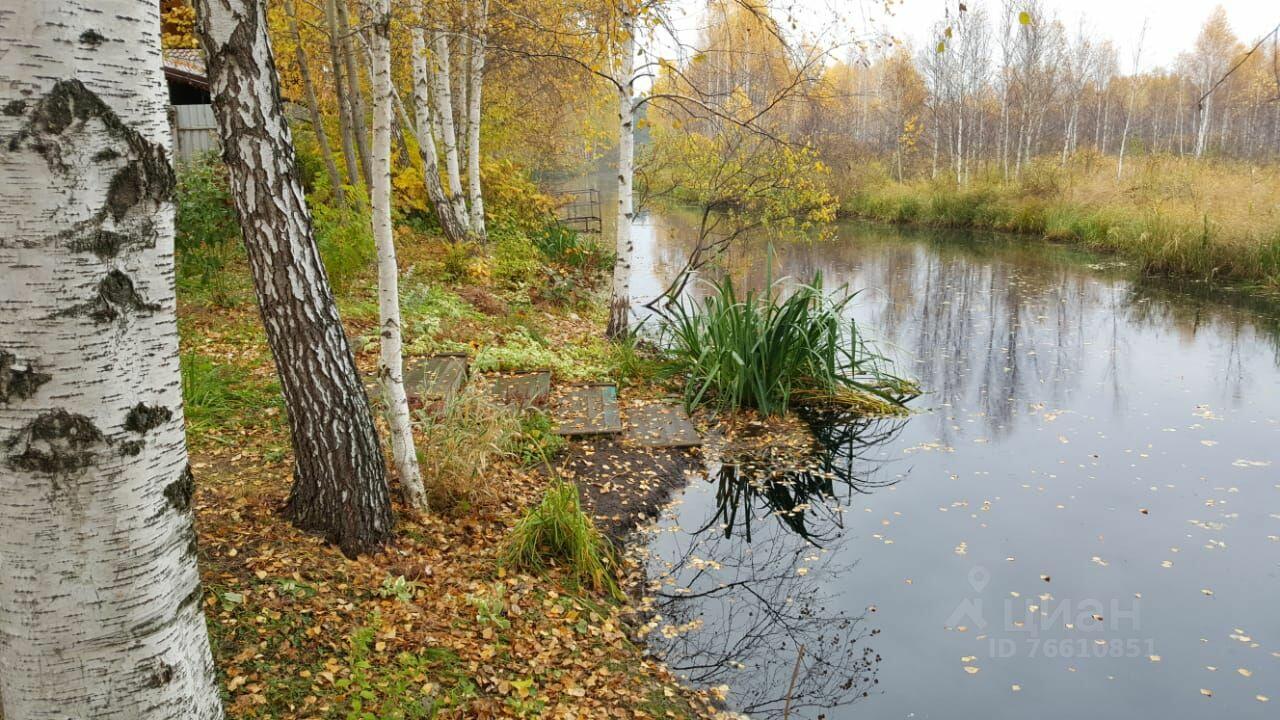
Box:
(639, 210), (1280, 719)
(643, 415), (904, 718)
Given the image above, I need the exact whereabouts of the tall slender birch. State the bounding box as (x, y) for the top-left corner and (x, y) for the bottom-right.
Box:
(336, 0), (373, 188)
(466, 0), (489, 239)
(431, 31), (470, 227)
(324, 0), (361, 185)
(0, 2), (222, 716)
(607, 5), (638, 340)
(411, 8), (472, 244)
(366, 0), (427, 506)
(194, 0), (393, 554)
(285, 0), (346, 206)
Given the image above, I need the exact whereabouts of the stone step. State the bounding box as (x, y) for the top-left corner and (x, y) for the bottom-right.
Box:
(363, 354), (468, 408)
(623, 400), (701, 448)
(480, 370), (552, 410)
(552, 383), (622, 436)
(404, 354), (468, 405)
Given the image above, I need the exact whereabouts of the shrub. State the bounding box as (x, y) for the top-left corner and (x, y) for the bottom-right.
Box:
(658, 270), (916, 416)
(500, 480), (621, 598)
(490, 223), (541, 287)
(312, 200), (375, 292)
(174, 153), (240, 252)
(174, 155), (245, 305)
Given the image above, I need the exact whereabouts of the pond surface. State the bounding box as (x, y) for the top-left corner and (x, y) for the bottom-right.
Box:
(629, 210), (1280, 719)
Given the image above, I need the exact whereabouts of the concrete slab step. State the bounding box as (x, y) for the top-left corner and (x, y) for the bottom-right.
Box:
(363, 354), (468, 408)
(480, 370), (552, 410)
(553, 383), (622, 436)
(623, 401), (701, 448)
(405, 354), (468, 405)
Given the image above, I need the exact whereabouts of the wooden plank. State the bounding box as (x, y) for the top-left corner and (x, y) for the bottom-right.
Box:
(404, 354), (467, 405)
(482, 371), (551, 410)
(553, 384), (622, 436)
(623, 401), (701, 448)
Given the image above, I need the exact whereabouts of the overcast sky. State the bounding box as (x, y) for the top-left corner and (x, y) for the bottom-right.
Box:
(662, 1), (1280, 72)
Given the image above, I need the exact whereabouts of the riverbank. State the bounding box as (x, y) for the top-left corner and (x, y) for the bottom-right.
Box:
(175, 154), (738, 716)
(839, 155), (1280, 295)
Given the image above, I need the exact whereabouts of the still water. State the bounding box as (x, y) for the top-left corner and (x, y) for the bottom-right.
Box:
(629, 210), (1280, 719)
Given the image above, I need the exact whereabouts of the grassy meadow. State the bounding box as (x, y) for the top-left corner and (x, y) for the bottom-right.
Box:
(840, 154), (1280, 293)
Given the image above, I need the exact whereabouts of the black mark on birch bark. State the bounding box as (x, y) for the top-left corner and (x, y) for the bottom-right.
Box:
(124, 403), (172, 434)
(0, 351), (51, 403)
(164, 465), (195, 512)
(79, 29), (106, 47)
(6, 409), (106, 473)
(4, 80), (174, 257)
(144, 661), (175, 688)
(64, 269), (161, 323)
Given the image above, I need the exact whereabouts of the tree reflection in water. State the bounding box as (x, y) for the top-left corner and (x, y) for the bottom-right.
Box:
(640, 412), (906, 718)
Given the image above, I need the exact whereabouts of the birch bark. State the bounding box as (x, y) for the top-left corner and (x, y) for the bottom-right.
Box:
(194, 0), (393, 555)
(431, 31), (470, 228)
(335, 0), (373, 188)
(0, 2), (222, 716)
(466, 0), (489, 239)
(366, 0), (427, 507)
(324, 0), (361, 186)
(606, 8), (637, 340)
(411, 11), (471, 244)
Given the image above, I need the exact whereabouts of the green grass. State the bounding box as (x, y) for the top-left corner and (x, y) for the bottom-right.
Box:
(500, 480), (621, 599)
(180, 352), (284, 440)
(658, 270), (916, 416)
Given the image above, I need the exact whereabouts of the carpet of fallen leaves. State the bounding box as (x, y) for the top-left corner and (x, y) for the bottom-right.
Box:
(181, 280), (725, 718)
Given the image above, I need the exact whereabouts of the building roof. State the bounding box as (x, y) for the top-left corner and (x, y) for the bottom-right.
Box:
(163, 48), (208, 89)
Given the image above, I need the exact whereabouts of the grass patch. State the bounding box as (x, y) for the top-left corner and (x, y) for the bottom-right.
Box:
(413, 384), (524, 514)
(659, 270), (916, 416)
(334, 620), (476, 718)
(500, 480), (621, 599)
(842, 155), (1280, 290)
(180, 352), (284, 441)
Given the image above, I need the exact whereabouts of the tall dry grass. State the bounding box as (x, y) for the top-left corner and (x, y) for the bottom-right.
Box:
(841, 154), (1280, 289)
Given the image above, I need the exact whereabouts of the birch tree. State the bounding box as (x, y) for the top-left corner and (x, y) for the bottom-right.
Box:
(431, 29), (471, 227)
(285, 0), (346, 205)
(194, 0), (394, 555)
(607, 4), (639, 340)
(409, 5), (473, 244)
(466, 0), (489, 238)
(0, 2), (222, 716)
(366, 0), (427, 507)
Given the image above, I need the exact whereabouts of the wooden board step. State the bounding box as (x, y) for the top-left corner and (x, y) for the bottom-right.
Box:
(480, 371), (551, 410)
(552, 383), (622, 436)
(623, 401), (701, 448)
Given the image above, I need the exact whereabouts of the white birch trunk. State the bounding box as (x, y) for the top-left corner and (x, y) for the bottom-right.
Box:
(411, 11), (471, 245)
(0, 3), (222, 717)
(606, 10), (637, 340)
(431, 32), (470, 230)
(367, 0), (426, 507)
(466, 0), (488, 239)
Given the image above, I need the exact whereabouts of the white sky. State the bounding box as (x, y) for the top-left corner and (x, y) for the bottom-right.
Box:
(661, 0), (1280, 72)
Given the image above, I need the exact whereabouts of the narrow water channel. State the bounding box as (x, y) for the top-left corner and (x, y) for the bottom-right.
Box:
(629, 209), (1280, 719)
